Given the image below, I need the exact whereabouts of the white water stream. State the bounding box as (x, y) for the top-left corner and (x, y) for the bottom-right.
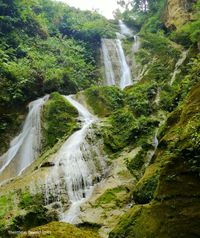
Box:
(116, 38), (132, 89)
(170, 50), (188, 85)
(102, 36), (132, 89)
(102, 21), (140, 89)
(45, 95), (106, 224)
(102, 39), (116, 86)
(0, 20), (140, 225)
(119, 20), (133, 37)
(0, 96), (49, 182)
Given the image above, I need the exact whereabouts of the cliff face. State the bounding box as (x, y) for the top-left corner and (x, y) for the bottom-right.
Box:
(163, 0), (195, 29)
(109, 82), (200, 238)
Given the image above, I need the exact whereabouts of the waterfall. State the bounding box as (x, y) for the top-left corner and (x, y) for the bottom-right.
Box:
(102, 39), (116, 86)
(146, 129), (159, 168)
(115, 38), (132, 89)
(102, 21), (138, 89)
(133, 35), (140, 53)
(152, 129), (159, 149)
(102, 38), (132, 89)
(45, 95), (106, 224)
(170, 50), (188, 85)
(0, 95), (49, 183)
(119, 20), (133, 37)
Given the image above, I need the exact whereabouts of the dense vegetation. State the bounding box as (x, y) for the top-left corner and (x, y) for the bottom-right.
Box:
(109, 0), (200, 237)
(0, 0), (200, 237)
(0, 0), (116, 153)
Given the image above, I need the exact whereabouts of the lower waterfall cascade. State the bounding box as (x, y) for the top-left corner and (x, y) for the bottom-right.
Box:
(44, 95), (107, 224)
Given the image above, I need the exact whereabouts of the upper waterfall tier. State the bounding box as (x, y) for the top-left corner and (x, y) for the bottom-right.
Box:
(0, 95), (49, 184)
(101, 21), (141, 89)
(119, 20), (133, 37)
(102, 37), (132, 89)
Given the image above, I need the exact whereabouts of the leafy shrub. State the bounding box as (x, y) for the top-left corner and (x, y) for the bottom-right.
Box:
(18, 192), (44, 210)
(84, 86), (124, 117)
(103, 108), (139, 151)
(11, 191), (59, 232)
(125, 82), (157, 116)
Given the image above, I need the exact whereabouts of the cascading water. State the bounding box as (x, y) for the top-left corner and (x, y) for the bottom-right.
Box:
(102, 38), (132, 89)
(118, 20), (133, 37)
(170, 50), (188, 85)
(115, 37), (132, 89)
(133, 35), (140, 53)
(45, 95), (106, 224)
(102, 39), (116, 86)
(102, 20), (140, 89)
(145, 129), (159, 167)
(0, 95), (49, 183)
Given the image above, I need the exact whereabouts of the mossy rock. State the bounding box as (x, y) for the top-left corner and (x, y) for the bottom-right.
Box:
(42, 92), (78, 148)
(94, 186), (129, 209)
(132, 163), (159, 204)
(103, 107), (159, 152)
(17, 221), (101, 238)
(109, 199), (200, 238)
(110, 82), (200, 238)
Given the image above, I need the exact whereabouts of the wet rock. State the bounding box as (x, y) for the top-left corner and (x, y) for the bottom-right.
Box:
(41, 161), (55, 168)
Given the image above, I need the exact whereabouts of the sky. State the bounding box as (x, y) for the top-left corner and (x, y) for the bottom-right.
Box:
(54, 0), (125, 19)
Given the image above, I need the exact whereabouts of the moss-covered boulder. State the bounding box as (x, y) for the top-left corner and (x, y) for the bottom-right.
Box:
(42, 92), (78, 148)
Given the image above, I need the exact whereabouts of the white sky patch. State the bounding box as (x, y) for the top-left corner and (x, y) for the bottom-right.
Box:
(54, 0), (125, 19)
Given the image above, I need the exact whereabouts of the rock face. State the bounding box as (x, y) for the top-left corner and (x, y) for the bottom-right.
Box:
(78, 148), (137, 238)
(163, 0), (195, 29)
(109, 83), (200, 238)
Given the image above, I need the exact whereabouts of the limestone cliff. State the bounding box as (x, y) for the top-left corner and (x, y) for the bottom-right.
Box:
(163, 0), (196, 29)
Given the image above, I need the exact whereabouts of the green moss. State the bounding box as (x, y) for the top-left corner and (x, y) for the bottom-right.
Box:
(110, 199), (200, 238)
(84, 86), (124, 117)
(103, 108), (138, 151)
(42, 92), (78, 148)
(169, 0), (200, 46)
(109, 205), (143, 238)
(133, 173), (159, 204)
(109, 82), (200, 238)
(94, 186), (128, 208)
(125, 150), (145, 176)
(103, 108), (159, 152)
(17, 221), (101, 238)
